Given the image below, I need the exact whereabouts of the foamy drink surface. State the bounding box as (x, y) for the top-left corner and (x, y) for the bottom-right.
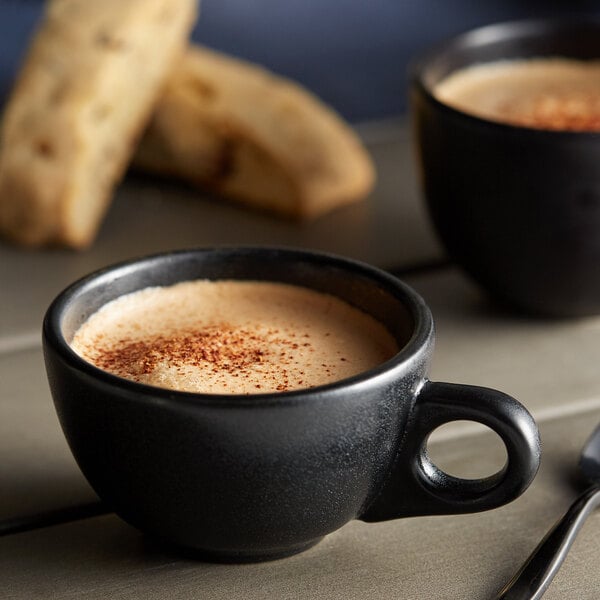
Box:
(70, 280), (398, 394)
(434, 58), (600, 131)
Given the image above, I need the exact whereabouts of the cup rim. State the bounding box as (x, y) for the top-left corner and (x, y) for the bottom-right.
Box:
(43, 246), (434, 407)
(410, 15), (600, 139)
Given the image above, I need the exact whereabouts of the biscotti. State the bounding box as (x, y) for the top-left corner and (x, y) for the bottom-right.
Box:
(0, 0), (198, 248)
(134, 45), (376, 219)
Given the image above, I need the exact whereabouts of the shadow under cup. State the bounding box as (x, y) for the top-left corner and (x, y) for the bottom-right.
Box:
(43, 248), (540, 561)
(412, 18), (600, 317)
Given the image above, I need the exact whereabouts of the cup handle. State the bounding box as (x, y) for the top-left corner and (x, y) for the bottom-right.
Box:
(360, 381), (541, 521)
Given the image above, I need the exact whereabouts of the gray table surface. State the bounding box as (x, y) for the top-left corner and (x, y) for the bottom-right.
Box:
(1, 120), (600, 599)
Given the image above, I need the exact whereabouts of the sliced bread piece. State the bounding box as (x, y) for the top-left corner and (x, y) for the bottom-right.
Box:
(134, 45), (376, 219)
(0, 0), (198, 248)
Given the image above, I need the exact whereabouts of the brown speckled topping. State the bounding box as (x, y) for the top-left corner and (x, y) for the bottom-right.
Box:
(71, 280), (398, 394)
(435, 58), (600, 132)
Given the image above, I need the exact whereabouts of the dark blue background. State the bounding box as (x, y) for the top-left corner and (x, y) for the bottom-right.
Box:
(0, 0), (597, 121)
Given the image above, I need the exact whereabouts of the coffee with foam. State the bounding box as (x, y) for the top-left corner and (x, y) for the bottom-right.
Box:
(433, 58), (600, 131)
(70, 280), (398, 394)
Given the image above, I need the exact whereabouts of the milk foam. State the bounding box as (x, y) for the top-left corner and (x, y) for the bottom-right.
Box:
(70, 280), (399, 394)
(434, 58), (600, 131)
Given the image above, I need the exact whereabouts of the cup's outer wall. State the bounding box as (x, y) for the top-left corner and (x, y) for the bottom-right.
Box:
(43, 248), (433, 559)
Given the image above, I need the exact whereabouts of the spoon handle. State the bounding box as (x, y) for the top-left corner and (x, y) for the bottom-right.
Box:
(495, 485), (600, 600)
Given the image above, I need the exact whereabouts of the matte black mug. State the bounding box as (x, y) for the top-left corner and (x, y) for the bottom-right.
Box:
(412, 18), (600, 317)
(43, 247), (541, 561)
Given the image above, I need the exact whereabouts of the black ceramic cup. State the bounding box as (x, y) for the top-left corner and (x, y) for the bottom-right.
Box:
(412, 18), (600, 317)
(43, 247), (541, 561)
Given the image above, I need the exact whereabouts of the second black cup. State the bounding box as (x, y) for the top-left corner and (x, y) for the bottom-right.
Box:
(412, 18), (600, 317)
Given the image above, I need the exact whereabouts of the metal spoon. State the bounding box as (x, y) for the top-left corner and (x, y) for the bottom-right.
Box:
(495, 423), (600, 599)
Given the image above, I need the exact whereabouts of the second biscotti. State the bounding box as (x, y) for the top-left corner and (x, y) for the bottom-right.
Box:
(134, 45), (376, 219)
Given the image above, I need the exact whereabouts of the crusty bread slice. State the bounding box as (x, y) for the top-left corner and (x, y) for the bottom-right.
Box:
(0, 0), (198, 248)
(134, 45), (376, 219)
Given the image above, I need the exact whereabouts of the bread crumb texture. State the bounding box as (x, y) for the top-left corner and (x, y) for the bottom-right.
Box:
(0, 0), (197, 248)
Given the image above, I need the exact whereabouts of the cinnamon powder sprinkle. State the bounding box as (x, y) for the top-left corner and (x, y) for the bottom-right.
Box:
(88, 325), (330, 393)
(95, 327), (264, 373)
(435, 59), (600, 133)
(500, 93), (600, 131)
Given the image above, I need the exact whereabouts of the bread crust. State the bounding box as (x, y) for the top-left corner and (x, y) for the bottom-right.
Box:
(135, 45), (376, 219)
(0, 0), (198, 248)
